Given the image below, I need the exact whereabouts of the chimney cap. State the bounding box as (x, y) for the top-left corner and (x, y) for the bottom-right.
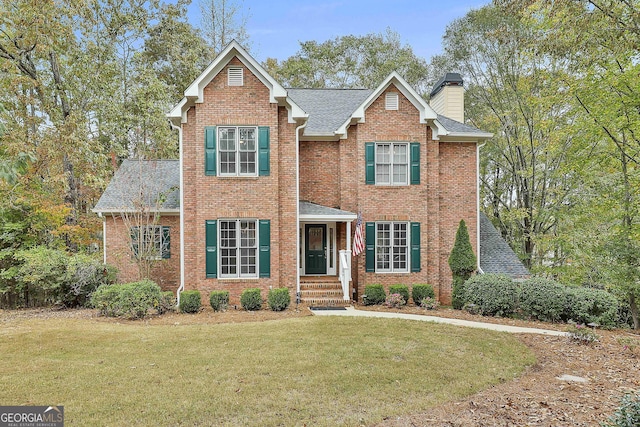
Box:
(430, 73), (464, 98)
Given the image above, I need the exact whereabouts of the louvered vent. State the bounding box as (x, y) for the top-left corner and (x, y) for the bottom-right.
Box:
(385, 92), (399, 110)
(228, 67), (244, 86)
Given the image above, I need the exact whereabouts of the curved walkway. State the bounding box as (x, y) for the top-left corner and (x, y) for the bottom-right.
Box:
(310, 306), (568, 336)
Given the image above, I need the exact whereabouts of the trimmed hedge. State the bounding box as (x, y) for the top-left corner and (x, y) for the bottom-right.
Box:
(412, 284), (435, 305)
(463, 274), (518, 317)
(209, 290), (229, 312)
(388, 285), (409, 305)
(91, 279), (161, 319)
(179, 290), (201, 313)
(241, 288), (262, 311)
(363, 284), (386, 305)
(267, 288), (290, 311)
(564, 286), (619, 327)
(518, 277), (566, 322)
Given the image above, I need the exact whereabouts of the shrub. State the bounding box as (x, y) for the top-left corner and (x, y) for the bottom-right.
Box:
(179, 290), (201, 313)
(518, 277), (567, 322)
(240, 288), (262, 311)
(463, 274), (518, 317)
(603, 390), (640, 427)
(209, 290), (229, 312)
(412, 284), (435, 305)
(420, 297), (440, 310)
(91, 279), (162, 319)
(448, 219), (477, 309)
(362, 284), (386, 305)
(451, 278), (466, 310)
(156, 291), (176, 314)
(564, 286), (619, 327)
(384, 293), (405, 309)
(566, 324), (599, 344)
(388, 284), (409, 305)
(267, 288), (290, 311)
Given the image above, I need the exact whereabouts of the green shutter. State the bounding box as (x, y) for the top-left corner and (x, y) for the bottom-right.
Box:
(205, 126), (217, 176)
(411, 222), (421, 272)
(130, 226), (140, 259)
(365, 222), (375, 272)
(259, 219), (270, 277)
(162, 226), (171, 259)
(205, 220), (217, 278)
(365, 143), (375, 184)
(410, 142), (420, 185)
(258, 126), (270, 176)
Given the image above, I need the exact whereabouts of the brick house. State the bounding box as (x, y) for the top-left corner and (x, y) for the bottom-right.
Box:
(94, 41), (504, 306)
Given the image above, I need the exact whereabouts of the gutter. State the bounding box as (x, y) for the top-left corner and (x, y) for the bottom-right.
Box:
(295, 119), (308, 297)
(477, 141), (487, 273)
(170, 122), (185, 306)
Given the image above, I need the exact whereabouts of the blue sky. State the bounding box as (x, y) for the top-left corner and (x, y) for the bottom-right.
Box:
(186, 0), (488, 63)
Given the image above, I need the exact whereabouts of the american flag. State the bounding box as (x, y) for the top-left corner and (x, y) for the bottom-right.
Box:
(352, 212), (364, 256)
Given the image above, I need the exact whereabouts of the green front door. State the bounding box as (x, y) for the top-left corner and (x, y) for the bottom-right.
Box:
(305, 224), (326, 274)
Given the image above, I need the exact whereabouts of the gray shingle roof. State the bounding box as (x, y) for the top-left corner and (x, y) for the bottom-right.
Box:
(287, 89), (373, 136)
(299, 200), (356, 218)
(93, 160), (180, 212)
(437, 114), (488, 135)
(479, 212), (530, 278)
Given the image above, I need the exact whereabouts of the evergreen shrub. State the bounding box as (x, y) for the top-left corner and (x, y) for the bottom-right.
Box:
(91, 279), (161, 319)
(240, 288), (262, 311)
(362, 284), (386, 305)
(179, 290), (201, 313)
(388, 284), (409, 305)
(564, 286), (619, 327)
(411, 284), (435, 305)
(267, 288), (290, 311)
(518, 277), (566, 322)
(463, 274), (518, 317)
(209, 290), (229, 312)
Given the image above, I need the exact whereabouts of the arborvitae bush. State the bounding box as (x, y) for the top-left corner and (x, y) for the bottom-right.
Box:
(267, 288), (290, 311)
(448, 220), (477, 309)
(91, 279), (161, 319)
(388, 284), (409, 305)
(179, 290), (201, 313)
(564, 286), (619, 327)
(463, 274), (518, 317)
(412, 284), (435, 305)
(362, 284), (386, 305)
(209, 290), (229, 312)
(518, 277), (567, 322)
(240, 288), (262, 311)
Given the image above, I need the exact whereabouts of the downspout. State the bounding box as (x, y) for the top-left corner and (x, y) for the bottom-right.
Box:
(170, 122), (185, 306)
(477, 141), (487, 273)
(98, 212), (106, 264)
(295, 119), (307, 297)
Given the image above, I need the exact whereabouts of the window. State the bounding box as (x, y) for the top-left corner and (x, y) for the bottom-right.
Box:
(375, 222), (408, 272)
(219, 127), (257, 176)
(219, 219), (258, 278)
(228, 67), (243, 86)
(376, 143), (408, 185)
(385, 92), (399, 110)
(130, 226), (170, 260)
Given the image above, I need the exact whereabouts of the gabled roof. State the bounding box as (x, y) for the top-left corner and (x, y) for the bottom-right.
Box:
(93, 160), (180, 214)
(479, 212), (530, 278)
(167, 41), (307, 126)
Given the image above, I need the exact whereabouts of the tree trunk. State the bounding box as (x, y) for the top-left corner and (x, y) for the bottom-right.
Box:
(630, 294), (639, 330)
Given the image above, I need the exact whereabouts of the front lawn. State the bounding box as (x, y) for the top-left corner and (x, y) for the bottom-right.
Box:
(0, 315), (534, 426)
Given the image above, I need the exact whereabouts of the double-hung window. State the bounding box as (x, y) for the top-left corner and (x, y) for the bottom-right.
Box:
(219, 219), (258, 278)
(375, 143), (408, 185)
(130, 226), (170, 260)
(219, 127), (257, 176)
(375, 222), (408, 272)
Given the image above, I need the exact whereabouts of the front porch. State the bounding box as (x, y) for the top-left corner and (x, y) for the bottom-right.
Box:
(298, 201), (357, 305)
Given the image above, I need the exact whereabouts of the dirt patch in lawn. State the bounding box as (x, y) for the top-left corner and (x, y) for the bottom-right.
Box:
(1, 305), (638, 426)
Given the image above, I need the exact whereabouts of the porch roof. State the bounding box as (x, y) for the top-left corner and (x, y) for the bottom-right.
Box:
(299, 201), (357, 221)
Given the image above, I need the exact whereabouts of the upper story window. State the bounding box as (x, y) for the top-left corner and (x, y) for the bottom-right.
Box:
(228, 67), (244, 86)
(219, 127), (257, 176)
(376, 143), (408, 185)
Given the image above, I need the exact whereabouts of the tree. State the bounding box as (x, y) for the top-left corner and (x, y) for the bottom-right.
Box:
(264, 29), (433, 94)
(448, 220), (477, 309)
(199, 0), (251, 54)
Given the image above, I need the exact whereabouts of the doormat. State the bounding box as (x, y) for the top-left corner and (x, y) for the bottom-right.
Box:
(309, 307), (347, 311)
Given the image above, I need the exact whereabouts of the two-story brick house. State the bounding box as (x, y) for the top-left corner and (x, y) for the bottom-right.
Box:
(94, 41), (500, 306)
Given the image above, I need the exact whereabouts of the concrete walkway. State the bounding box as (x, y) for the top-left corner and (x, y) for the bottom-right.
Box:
(310, 306), (568, 336)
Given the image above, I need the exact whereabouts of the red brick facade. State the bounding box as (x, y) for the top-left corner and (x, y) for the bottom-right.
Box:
(103, 46), (480, 306)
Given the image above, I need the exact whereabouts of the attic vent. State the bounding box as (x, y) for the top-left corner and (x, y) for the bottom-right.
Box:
(228, 67), (244, 86)
(385, 92), (399, 110)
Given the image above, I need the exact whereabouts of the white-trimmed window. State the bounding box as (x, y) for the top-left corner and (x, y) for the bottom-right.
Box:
(375, 143), (408, 185)
(218, 126), (257, 176)
(219, 219), (257, 278)
(375, 222), (408, 272)
(130, 226), (170, 260)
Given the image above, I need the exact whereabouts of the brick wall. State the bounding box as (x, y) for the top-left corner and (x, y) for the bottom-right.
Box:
(104, 215), (180, 292)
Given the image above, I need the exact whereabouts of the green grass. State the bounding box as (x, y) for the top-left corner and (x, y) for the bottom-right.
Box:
(0, 316), (535, 426)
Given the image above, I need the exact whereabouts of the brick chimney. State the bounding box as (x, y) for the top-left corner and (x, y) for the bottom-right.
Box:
(429, 73), (464, 123)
